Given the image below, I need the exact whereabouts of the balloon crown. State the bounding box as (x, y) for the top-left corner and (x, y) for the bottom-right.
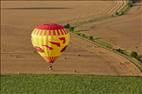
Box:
(36, 24), (64, 30)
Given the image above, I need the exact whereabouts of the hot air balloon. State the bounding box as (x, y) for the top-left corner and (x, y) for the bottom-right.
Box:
(31, 24), (70, 70)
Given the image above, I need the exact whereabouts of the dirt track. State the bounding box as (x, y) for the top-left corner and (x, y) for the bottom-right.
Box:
(1, 1), (142, 76)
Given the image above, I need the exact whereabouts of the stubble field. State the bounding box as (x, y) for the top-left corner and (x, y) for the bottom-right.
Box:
(1, 1), (141, 76)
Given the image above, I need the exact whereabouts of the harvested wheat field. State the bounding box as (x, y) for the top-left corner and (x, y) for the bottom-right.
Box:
(88, 2), (142, 53)
(1, 1), (142, 76)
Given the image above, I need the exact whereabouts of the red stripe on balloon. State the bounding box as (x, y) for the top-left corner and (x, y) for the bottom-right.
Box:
(49, 30), (51, 35)
(57, 29), (60, 35)
(49, 41), (60, 47)
(39, 30), (42, 36)
(59, 37), (65, 44)
(56, 30), (59, 36)
(36, 30), (40, 36)
(42, 45), (53, 50)
(34, 46), (44, 53)
(53, 30), (56, 35)
(34, 29), (38, 36)
(62, 29), (65, 34)
(33, 29), (37, 35)
(64, 29), (68, 34)
(64, 29), (67, 34)
(60, 29), (64, 35)
(61, 45), (67, 52)
(62, 29), (66, 34)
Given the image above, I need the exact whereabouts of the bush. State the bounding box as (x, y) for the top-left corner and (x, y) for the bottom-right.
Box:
(115, 48), (128, 55)
(128, 0), (133, 7)
(89, 36), (94, 40)
(131, 51), (138, 58)
(130, 51), (142, 62)
(115, 12), (119, 15)
(106, 45), (112, 49)
(82, 34), (86, 37)
(129, 4), (133, 7)
(136, 56), (142, 62)
(116, 48), (124, 53)
(81, 34), (88, 38)
(77, 33), (81, 36)
(115, 12), (124, 16)
(120, 12), (124, 15)
(64, 24), (70, 29)
(69, 27), (75, 32)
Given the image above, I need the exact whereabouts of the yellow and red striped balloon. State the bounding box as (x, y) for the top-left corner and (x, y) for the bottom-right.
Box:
(31, 24), (70, 64)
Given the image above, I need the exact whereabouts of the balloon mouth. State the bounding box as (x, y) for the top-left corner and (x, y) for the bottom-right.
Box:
(43, 56), (58, 64)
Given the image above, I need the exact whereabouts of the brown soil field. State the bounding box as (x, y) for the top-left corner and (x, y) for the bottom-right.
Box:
(87, 2), (142, 54)
(1, 1), (125, 25)
(1, 1), (142, 76)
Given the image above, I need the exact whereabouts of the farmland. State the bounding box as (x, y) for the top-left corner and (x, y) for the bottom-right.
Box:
(1, 74), (142, 94)
(86, 2), (142, 53)
(1, 0), (142, 76)
(1, 0), (142, 93)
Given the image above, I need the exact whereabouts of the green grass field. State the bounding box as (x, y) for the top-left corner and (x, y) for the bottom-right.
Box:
(1, 74), (142, 94)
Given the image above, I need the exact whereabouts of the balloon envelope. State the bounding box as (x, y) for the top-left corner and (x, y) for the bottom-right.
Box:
(31, 24), (70, 63)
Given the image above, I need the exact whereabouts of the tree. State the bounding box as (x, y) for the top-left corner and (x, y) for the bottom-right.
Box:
(116, 48), (124, 53)
(89, 36), (94, 40)
(64, 24), (70, 29)
(115, 12), (119, 15)
(115, 11), (124, 16)
(131, 51), (138, 58)
(70, 27), (75, 32)
(82, 34), (86, 37)
(77, 33), (81, 36)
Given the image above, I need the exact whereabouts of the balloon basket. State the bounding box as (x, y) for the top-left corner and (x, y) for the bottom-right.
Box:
(48, 65), (53, 70)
